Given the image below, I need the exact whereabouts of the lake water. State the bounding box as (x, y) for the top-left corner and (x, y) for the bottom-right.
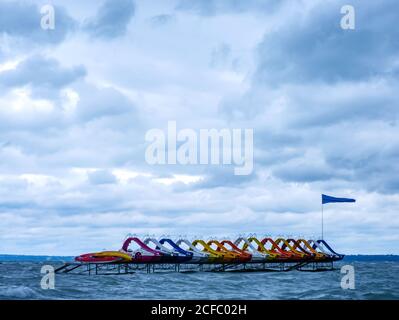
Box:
(1, 258), (398, 300)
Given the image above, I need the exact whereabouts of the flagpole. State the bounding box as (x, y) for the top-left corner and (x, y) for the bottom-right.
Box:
(321, 203), (324, 240)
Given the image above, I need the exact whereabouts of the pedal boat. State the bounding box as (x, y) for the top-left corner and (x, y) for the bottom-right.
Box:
(159, 238), (193, 263)
(259, 238), (297, 261)
(307, 239), (335, 260)
(277, 238), (313, 261)
(192, 239), (228, 263)
(144, 238), (191, 263)
(218, 240), (252, 263)
(310, 239), (345, 261)
(121, 237), (162, 263)
(75, 250), (132, 264)
(291, 239), (327, 260)
(175, 239), (214, 263)
(234, 237), (269, 262)
(246, 237), (287, 261)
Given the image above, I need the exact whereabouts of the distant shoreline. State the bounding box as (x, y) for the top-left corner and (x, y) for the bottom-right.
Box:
(0, 254), (75, 262)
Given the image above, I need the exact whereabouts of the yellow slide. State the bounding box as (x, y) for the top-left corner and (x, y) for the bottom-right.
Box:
(94, 251), (132, 262)
(246, 237), (279, 259)
(192, 240), (226, 262)
(275, 238), (307, 258)
(207, 240), (240, 262)
(297, 239), (327, 259)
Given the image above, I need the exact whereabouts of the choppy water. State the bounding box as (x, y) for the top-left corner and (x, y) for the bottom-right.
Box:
(1, 259), (398, 300)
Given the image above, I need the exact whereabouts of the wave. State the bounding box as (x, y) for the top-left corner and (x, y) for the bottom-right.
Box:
(0, 285), (41, 299)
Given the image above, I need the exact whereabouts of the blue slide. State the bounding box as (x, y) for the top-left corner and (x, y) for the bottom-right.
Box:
(316, 240), (345, 259)
(159, 238), (193, 258)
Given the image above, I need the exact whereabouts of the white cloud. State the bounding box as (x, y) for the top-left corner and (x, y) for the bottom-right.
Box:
(0, 59), (20, 72)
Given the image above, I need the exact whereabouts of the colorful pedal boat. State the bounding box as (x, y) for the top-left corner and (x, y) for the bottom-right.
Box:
(214, 240), (252, 263)
(159, 238), (193, 262)
(311, 239), (345, 260)
(75, 251), (132, 264)
(175, 239), (214, 263)
(307, 239), (334, 260)
(275, 238), (312, 260)
(192, 239), (231, 263)
(207, 240), (241, 262)
(74, 237), (345, 265)
(144, 238), (192, 263)
(261, 237), (303, 261)
(121, 237), (162, 263)
(292, 239), (328, 260)
(234, 237), (270, 262)
(243, 237), (290, 261)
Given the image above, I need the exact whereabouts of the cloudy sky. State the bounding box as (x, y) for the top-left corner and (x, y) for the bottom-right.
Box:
(0, 0), (398, 255)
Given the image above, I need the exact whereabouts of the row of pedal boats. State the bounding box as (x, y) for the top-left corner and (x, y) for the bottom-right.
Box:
(75, 237), (344, 264)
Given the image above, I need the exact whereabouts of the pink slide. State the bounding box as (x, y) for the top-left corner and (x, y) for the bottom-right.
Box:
(121, 237), (163, 263)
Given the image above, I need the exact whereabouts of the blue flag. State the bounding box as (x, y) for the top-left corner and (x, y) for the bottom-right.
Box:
(322, 194), (356, 204)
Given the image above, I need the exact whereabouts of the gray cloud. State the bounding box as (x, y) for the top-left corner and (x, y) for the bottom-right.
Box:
(0, 1), (76, 45)
(216, 0), (399, 195)
(189, 167), (257, 190)
(0, 55), (86, 94)
(210, 43), (232, 68)
(274, 163), (336, 183)
(175, 0), (281, 16)
(75, 84), (136, 122)
(88, 169), (117, 185)
(149, 14), (176, 27)
(254, 0), (399, 85)
(84, 0), (135, 39)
